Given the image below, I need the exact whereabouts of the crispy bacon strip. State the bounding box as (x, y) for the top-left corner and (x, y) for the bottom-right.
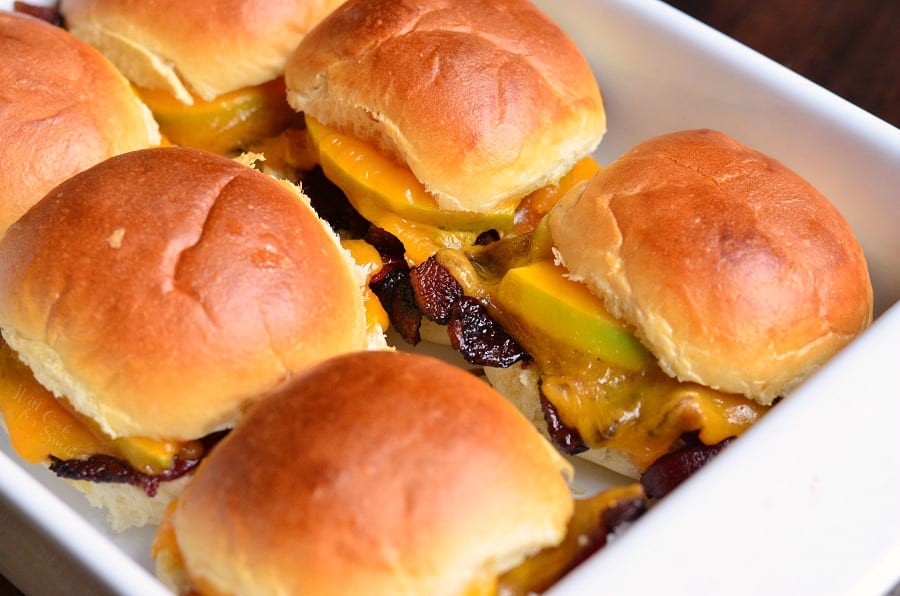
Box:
(370, 257), (422, 345)
(410, 257), (529, 366)
(49, 454), (201, 498)
(475, 229), (500, 246)
(300, 166), (370, 237)
(364, 226), (405, 257)
(640, 436), (735, 499)
(540, 394), (588, 455)
(48, 431), (228, 497)
(359, 227), (422, 344)
(409, 255), (463, 325)
(298, 166), (521, 359)
(447, 297), (528, 368)
(297, 163), (426, 345)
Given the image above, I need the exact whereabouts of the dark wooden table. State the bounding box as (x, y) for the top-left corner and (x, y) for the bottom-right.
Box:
(1, 1), (896, 595)
(665, 0), (899, 127)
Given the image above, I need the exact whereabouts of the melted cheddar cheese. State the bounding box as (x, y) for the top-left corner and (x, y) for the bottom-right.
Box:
(137, 77), (298, 156)
(305, 117), (598, 265)
(0, 341), (105, 463)
(497, 484), (646, 595)
(433, 229), (767, 472)
(341, 238), (390, 333)
(0, 339), (196, 474)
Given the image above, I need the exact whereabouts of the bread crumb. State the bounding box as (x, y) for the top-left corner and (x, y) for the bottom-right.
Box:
(106, 228), (125, 248)
(233, 151), (265, 169)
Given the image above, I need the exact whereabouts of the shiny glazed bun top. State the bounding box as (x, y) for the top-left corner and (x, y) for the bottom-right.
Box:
(0, 10), (159, 236)
(0, 147), (369, 441)
(59, 0), (347, 103)
(156, 350), (573, 596)
(550, 129), (873, 404)
(286, 0), (607, 213)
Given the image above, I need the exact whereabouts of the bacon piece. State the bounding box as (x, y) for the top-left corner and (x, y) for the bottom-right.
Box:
(475, 229), (500, 246)
(410, 255), (463, 325)
(365, 226), (406, 258)
(540, 393), (588, 454)
(299, 166), (370, 237)
(13, 2), (64, 26)
(349, 226), (421, 344)
(640, 436), (736, 499)
(295, 169), (424, 344)
(370, 261), (422, 345)
(410, 256), (528, 365)
(49, 454), (200, 498)
(447, 297), (528, 367)
(47, 431), (228, 497)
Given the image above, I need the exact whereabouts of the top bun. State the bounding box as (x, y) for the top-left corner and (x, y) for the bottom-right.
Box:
(286, 0), (606, 214)
(158, 350), (573, 596)
(550, 129), (873, 404)
(0, 11), (159, 236)
(0, 147), (370, 440)
(59, 0), (347, 104)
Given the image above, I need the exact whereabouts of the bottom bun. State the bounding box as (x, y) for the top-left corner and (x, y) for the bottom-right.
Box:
(1, 407), (193, 532)
(483, 364), (642, 479)
(68, 475), (192, 532)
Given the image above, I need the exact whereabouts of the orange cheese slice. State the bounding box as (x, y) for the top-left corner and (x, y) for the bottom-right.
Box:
(306, 116), (598, 264)
(137, 77), (297, 155)
(0, 341), (105, 463)
(341, 238), (390, 333)
(0, 339), (189, 474)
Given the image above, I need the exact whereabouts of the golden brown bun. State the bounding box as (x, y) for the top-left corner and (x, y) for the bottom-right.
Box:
(286, 0), (606, 214)
(159, 350), (574, 596)
(550, 129), (873, 404)
(60, 0), (347, 104)
(0, 11), (159, 237)
(0, 147), (370, 441)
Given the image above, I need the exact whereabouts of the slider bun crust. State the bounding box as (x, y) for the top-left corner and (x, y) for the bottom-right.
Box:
(286, 0), (606, 214)
(166, 351), (573, 596)
(59, 0), (346, 103)
(0, 11), (159, 236)
(550, 129), (873, 404)
(0, 147), (368, 440)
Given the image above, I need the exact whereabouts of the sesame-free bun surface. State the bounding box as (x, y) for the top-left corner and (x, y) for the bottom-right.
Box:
(0, 11), (159, 236)
(60, 0), (346, 104)
(286, 0), (606, 214)
(550, 129), (873, 404)
(158, 350), (573, 596)
(0, 147), (369, 440)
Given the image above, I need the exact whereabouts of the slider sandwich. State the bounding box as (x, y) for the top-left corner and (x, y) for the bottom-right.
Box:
(285, 0), (607, 268)
(0, 10), (160, 237)
(412, 129), (874, 478)
(153, 350), (646, 595)
(60, 0), (346, 155)
(0, 147), (376, 529)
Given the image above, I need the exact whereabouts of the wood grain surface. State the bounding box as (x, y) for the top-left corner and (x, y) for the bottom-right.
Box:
(665, 0), (899, 127)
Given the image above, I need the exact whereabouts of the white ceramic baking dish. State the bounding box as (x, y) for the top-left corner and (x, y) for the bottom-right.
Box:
(1, 0), (898, 594)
